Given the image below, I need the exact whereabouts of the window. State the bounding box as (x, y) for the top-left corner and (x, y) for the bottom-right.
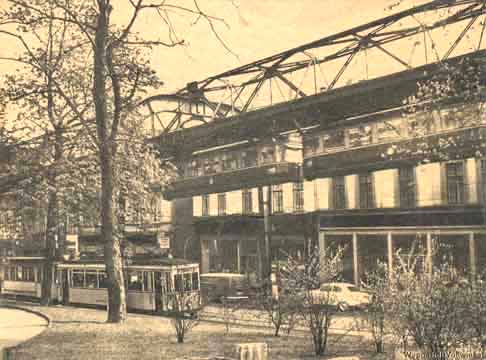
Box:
(184, 273), (192, 291)
(99, 271), (109, 288)
(333, 176), (346, 209)
(446, 162), (465, 204)
(242, 189), (253, 214)
(127, 271), (143, 291)
(399, 167), (416, 208)
(293, 182), (304, 212)
(359, 173), (374, 209)
(192, 272), (199, 290)
(217, 193), (226, 215)
(241, 149), (257, 168)
(481, 160), (486, 203)
(272, 185), (284, 213)
(202, 194), (210, 216)
(71, 271), (85, 288)
(174, 274), (184, 292)
(21, 266), (34, 282)
(85, 271), (98, 289)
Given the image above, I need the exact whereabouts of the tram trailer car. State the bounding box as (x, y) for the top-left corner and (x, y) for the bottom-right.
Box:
(0, 257), (58, 300)
(56, 257), (201, 313)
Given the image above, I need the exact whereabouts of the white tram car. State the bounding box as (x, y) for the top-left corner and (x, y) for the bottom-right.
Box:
(0, 257), (201, 313)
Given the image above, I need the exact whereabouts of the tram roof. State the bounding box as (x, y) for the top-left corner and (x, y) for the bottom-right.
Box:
(60, 256), (196, 267)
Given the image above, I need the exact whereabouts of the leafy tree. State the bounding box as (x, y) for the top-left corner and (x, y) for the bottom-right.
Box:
(0, 0), (231, 322)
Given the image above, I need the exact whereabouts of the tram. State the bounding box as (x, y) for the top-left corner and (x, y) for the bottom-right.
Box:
(0, 257), (58, 299)
(0, 256), (201, 313)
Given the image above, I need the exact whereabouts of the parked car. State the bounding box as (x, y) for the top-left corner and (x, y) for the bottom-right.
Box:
(307, 282), (371, 311)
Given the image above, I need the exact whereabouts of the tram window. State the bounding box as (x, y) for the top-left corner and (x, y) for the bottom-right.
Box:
(22, 266), (34, 282)
(9, 267), (16, 281)
(174, 274), (184, 292)
(192, 272), (199, 290)
(85, 272), (98, 288)
(184, 273), (192, 292)
(142, 272), (150, 292)
(99, 272), (109, 288)
(72, 271), (85, 288)
(127, 272), (143, 291)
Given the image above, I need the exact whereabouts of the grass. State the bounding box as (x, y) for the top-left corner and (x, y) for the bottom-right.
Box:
(10, 304), (389, 359)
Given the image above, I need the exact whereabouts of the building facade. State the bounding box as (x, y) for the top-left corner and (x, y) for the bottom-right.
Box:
(161, 50), (486, 284)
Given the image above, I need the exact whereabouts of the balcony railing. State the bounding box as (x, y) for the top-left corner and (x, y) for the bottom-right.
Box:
(304, 125), (486, 179)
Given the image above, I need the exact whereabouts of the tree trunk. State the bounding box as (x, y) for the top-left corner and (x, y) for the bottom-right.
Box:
(94, 0), (127, 323)
(41, 188), (56, 306)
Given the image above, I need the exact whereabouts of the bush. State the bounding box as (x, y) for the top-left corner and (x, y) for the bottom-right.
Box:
(281, 245), (343, 356)
(387, 256), (471, 358)
(169, 292), (201, 344)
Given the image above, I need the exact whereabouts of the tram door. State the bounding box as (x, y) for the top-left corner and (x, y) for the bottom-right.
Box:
(154, 272), (162, 312)
(61, 269), (69, 305)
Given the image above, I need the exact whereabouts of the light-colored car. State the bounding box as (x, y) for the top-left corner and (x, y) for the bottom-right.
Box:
(308, 282), (371, 311)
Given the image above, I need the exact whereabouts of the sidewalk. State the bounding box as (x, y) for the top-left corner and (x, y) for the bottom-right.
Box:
(0, 307), (48, 351)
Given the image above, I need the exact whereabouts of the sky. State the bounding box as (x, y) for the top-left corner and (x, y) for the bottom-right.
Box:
(1, 0), (482, 121)
(141, 0), (426, 92)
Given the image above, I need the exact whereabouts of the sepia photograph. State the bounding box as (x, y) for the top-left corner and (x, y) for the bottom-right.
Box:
(1, 0), (486, 359)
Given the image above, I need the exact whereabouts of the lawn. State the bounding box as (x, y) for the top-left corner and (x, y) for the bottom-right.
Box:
(10, 304), (389, 359)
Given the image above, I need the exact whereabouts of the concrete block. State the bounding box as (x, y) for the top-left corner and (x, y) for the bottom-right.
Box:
(233, 343), (268, 360)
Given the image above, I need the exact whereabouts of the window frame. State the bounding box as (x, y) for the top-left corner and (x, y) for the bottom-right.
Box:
(272, 185), (284, 213)
(359, 173), (375, 209)
(445, 161), (466, 205)
(333, 176), (347, 209)
(399, 166), (416, 208)
(201, 194), (210, 217)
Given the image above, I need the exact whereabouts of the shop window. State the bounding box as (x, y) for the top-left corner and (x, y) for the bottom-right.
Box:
(217, 193), (226, 215)
(202, 194), (210, 216)
(293, 182), (304, 212)
(333, 176), (346, 209)
(359, 173), (374, 209)
(72, 271), (85, 288)
(446, 162), (465, 205)
(242, 189), (253, 214)
(272, 185), (284, 213)
(399, 166), (416, 208)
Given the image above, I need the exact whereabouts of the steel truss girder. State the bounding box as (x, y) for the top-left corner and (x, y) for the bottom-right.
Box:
(141, 0), (486, 134)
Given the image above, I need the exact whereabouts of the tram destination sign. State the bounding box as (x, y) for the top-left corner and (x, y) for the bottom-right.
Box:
(157, 233), (170, 249)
